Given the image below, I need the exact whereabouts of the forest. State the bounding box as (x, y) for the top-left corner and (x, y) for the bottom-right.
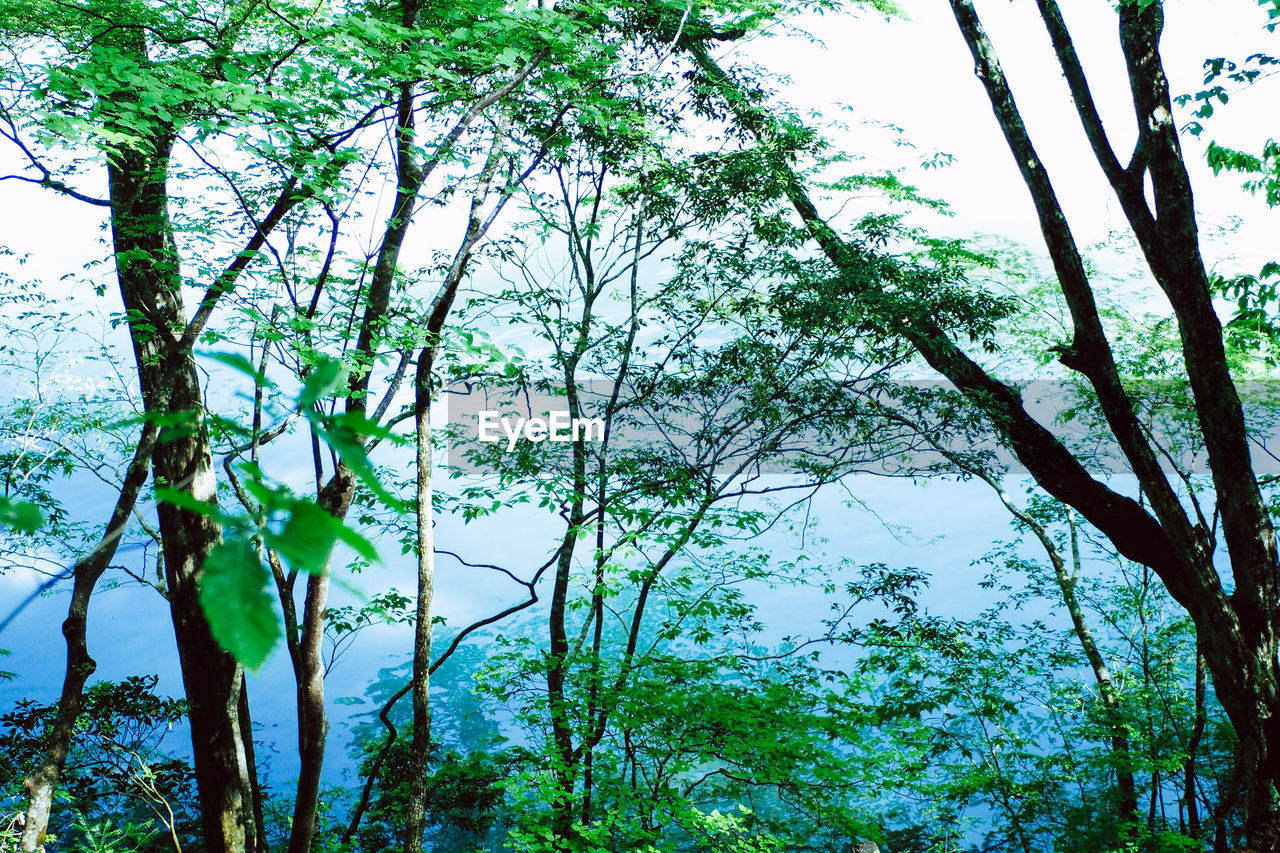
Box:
(0, 0), (1278, 851)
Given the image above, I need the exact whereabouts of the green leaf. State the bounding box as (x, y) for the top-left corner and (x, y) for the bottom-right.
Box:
(298, 355), (345, 409)
(0, 496), (44, 533)
(311, 415), (403, 509)
(333, 520), (379, 563)
(198, 536), (281, 672)
(267, 499), (339, 574)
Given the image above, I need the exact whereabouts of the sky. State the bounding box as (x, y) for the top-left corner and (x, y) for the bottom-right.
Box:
(0, 0), (1278, 796)
(753, 0), (1280, 270)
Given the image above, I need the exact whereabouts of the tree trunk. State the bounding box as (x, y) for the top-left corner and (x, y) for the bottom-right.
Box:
(1064, 512), (1140, 830)
(19, 424), (158, 851)
(404, 355), (437, 853)
(106, 103), (257, 853)
(1186, 645), (1207, 840)
(286, 2), (423, 843)
(923, 434), (1143, 835)
(546, 315), (591, 847)
(287, 570), (330, 853)
(239, 675), (269, 853)
(400, 121), (511, 853)
(983, 483), (1140, 832)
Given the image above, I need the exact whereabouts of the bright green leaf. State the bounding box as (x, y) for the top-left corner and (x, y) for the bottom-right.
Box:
(198, 536), (281, 672)
(0, 497), (44, 533)
(268, 499), (339, 574)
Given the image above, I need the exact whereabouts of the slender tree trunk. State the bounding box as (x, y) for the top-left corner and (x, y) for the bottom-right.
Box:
(953, 460), (1140, 833)
(287, 0), (424, 843)
(404, 355), (437, 853)
(1186, 645), (1207, 840)
(239, 676), (269, 853)
(293, 13), (540, 843)
(581, 198), (644, 827)
(1064, 512), (1140, 829)
(401, 114), (511, 852)
(287, 571), (330, 853)
(19, 424), (158, 852)
(546, 307), (593, 845)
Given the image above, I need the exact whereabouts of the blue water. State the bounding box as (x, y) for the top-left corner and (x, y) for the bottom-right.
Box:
(1, 473), (1027, 801)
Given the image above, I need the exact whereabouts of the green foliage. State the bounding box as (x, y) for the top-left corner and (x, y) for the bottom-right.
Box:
(0, 496), (43, 533)
(66, 814), (158, 853)
(1175, 34), (1280, 370)
(0, 295), (111, 547)
(198, 536), (280, 672)
(1214, 261), (1280, 363)
(0, 1), (1268, 851)
(1, 677), (196, 850)
(1206, 138), (1280, 205)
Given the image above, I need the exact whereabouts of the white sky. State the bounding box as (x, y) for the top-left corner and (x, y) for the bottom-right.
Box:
(745, 0), (1280, 274)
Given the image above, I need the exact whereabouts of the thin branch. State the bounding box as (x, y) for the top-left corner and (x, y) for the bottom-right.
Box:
(177, 175), (314, 352)
(0, 111), (111, 206)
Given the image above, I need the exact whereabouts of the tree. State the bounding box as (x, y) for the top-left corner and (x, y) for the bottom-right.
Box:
(0, 3), (361, 847)
(432, 92), (943, 848)
(6, 1), (1277, 850)
(0, 1), (559, 848)
(676, 2), (1280, 846)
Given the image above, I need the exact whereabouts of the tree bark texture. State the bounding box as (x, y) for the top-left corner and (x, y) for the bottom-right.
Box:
(103, 35), (258, 847)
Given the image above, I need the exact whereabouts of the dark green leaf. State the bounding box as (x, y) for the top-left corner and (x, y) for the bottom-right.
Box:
(298, 356), (345, 409)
